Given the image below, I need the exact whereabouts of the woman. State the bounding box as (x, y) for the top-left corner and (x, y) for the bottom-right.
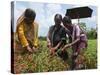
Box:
(62, 16), (88, 69)
(47, 14), (70, 61)
(16, 8), (39, 53)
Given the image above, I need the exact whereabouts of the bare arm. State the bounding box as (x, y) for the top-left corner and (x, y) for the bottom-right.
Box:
(47, 28), (62, 55)
(50, 41), (61, 55)
(52, 41), (61, 50)
(64, 37), (80, 48)
(62, 25), (80, 50)
(47, 36), (62, 50)
(47, 31), (52, 49)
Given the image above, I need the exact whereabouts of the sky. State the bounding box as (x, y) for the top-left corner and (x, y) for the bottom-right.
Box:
(13, 1), (97, 36)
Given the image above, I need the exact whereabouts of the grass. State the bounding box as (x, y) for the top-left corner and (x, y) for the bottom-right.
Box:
(13, 39), (97, 73)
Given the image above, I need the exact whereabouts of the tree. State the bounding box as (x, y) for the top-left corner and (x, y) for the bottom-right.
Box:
(87, 28), (97, 39)
(79, 22), (97, 39)
(79, 22), (87, 31)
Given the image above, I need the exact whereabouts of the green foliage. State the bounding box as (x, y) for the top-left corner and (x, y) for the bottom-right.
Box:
(87, 28), (97, 39)
(84, 40), (97, 69)
(14, 40), (97, 73)
(79, 22), (87, 31)
(79, 22), (97, 39)
(39, 36), (46, 41)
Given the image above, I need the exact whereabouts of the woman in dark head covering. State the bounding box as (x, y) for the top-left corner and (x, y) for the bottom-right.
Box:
(47, 14), (69, 61)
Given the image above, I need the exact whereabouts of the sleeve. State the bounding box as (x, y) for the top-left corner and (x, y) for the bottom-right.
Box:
(17, 24), (29, 47)
(32, 23), (39, 47)
(47, 26), (54, 40)
(48, 26), (52, 39)
(75, 25), (81, 38)
(47, 27), (50, 41)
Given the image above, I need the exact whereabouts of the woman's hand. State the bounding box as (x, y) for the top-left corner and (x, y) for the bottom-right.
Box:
(50, 47), (56, 56)
(32, 46), (37, 52)
(62, 44), (71, 51)
(47, 42), (51, 49)
(26, 45), (33, 53)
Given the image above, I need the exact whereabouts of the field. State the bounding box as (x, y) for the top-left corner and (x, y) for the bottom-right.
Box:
(13, 39), (97, 73)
